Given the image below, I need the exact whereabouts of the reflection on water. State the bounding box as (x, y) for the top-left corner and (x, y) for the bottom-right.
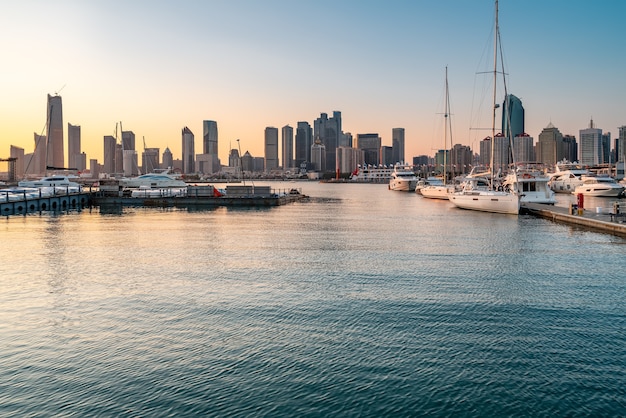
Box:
(0, 182), (624, 416)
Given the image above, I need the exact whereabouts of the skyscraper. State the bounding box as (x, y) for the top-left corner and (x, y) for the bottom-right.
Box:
(537, 123), (563, 165)
(182, 127), (195, 174)
(502, 94), (524, 139)
(618, 126), (626, 163)
(33, 133), (47, 175)
(46, 94), (64, 169)
(579, 119), (603, 166)
(392, 128), (405, 164)
(68, 123), (81, 170)
(356, 133), (381, 166)
(282, 125), (293, 171)
(264, 127), (279, 172)
(314, 111), (342, 171)
(203, 120), (218, 155)
(295, 121), (312, 167)
(103, 135), (116, 174)
(162, 147), (173, 170)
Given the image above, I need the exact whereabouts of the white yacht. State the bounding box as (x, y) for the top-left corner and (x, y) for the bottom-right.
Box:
(350, 166), (394, 183)
(573, 175), (624, 197)
(119, 172), (187, 188)
(503, 165), (556, 205)
(18, 176), (81, 189)
(388, 165), (418, 192)
(548, 163), (590, 194)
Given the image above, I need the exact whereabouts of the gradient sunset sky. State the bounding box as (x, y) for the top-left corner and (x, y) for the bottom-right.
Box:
(1, 0), (625, 166)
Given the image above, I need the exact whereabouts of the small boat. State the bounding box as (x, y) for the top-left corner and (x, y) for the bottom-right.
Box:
(388, 165), (419, 192)
(548, 162), (591, 193)
(573, 175), (625, 197)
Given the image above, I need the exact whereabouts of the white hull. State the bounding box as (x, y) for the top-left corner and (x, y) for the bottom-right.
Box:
(572, 186), (624, 197)
(449, 190), (520, 215)
(505, 171), (556, 205)
(389, 179), (417, 192)
(420, 185), (453, 200)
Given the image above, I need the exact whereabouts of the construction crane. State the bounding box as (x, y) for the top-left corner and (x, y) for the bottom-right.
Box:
(0, 157), (17, 182)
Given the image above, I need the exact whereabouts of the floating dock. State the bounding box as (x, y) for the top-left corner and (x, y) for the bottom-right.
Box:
(0, 189), (92, 216)
(523, 202), (626, 237)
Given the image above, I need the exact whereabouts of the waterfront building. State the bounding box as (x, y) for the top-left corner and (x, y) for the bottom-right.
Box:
(579, 119), (603, 166)
(46, 94), (64, 169)
(479, 137), (491, 167)
(182, 127), (195, 174)
(123, 150), (138, 176)
(311, 138), (326, 172)
(142, 147), (159, 173)
(601, 132), (611, 164)
(537, 123), (564, 166)
(295, 121), (312, 167)
(314, 111), (342, 172)
(10, 145), (25, 178)
(563, 135), (578, 163)
(356, 133), (381, 166)
(229, 148), (240, 168)
(265, 127), (279, 172)
(115, 144), (123, 173)
(32, 133), (47, 175)
(68, 123), (82, 170)
(253, 157), (265, 172)
(162, 147), (173, 170)
(241, 151), (254, 173)
(433, 149), (449, 175)
(336, 146), (364, 175)
(450, 144), (473, 175)
(381, 146), (394, 166)
(392, 128), (405, 164)
(103, 135), (116, 174)
(122, 130), (135, 151)
(492, 133), (510, 172)
(502, 94), (524, 139)
(90, 159), (100, 179)
(282, 125), (294, 172)
(618, 126), (626, 163)
(340, 132), (352, 148)
(512, 133), (535, 163)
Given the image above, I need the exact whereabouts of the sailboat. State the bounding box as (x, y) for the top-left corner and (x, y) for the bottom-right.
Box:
(448, 0), (520, 215)
(421, 66), (456, 200)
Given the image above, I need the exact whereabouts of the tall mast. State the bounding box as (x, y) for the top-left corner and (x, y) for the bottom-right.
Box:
(444, 66), (449, 185)
(490, 0), (499, 188)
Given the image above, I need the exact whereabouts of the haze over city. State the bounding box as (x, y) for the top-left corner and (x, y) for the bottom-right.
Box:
(1, 0), (625, 165)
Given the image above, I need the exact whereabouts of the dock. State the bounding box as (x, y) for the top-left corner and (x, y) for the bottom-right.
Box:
(523, 202), (626, 237)
(0, 188), (92, 216)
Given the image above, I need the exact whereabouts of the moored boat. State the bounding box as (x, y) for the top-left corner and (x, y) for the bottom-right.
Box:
(573, 175), (624, 197)
(388, 165), (418, 192)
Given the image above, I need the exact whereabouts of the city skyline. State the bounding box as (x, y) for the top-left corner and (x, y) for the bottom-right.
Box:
(1, 1), (625, 166)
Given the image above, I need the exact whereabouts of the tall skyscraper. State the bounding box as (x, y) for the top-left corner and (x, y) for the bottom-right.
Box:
(579, 118), (603, 166)
(182, 127), (195, 174)
(295, 121), (312, 167)
(264, 127), (279, 172)
(142, 148), (159, 173)
(162, 147), (173, 170)
(103, 135), (116, 174)
(618, 126), (626, 163)
(356, 133), (381, 166)
(392, 128), (405, 164)
(282, 125), (293, 171)
(502, 94), (524, 139)
(314, 111), (342, 171)
(203, 120), (218, 155)
(512, 133), (534, 164)
(537, 123), (564, 166)
(33, 133), (47, 175)
(46, 94), (64, 169)
(122, 130), (135, 151)
(311, 138), (326, 172)
(68, 123), (81, 170)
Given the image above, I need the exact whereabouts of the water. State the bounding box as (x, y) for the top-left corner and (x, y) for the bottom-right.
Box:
(1, 182), (625, 417)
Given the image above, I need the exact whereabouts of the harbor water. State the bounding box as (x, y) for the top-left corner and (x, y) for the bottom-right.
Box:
(1, 182), (625, 416)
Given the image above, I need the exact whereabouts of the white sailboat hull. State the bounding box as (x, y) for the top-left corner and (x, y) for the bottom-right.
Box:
(449, 190), (520, 214)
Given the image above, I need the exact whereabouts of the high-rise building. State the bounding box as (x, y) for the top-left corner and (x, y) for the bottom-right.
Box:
(10, 145), (25, 179)
(103, 135), (116, 174)
(33, 133), (47, 175)
(123, 150), (138, 176)
(618, 126), (626, 163)
(203, 120), (218, 155)
(356, 133), (381, 166)
(601, 132), (611, 164)
(392, 128), (405, 164)
(68, 123), (81, 170)
(450, 144), (473, 175)
(46, 94), (64, 169)
(122, 131), (135, 151)
(537, 123), (564, 166)
(295, 121), (312, 167)
(282, 125), (293, 171)
(502, 94), (524, 139)
(311, 138), (326, 172)
(479, 137), (491, 167)
(336, 146), (363, 175)
(512, 133), (534, 163)
(229, 148), (240, 168)
(492, 133), (510, 172)
(579, 118), (603, 166)
(182, 127), (195, 174)
(142, 148), (159, 173)
(162, 147), (173, 170)
(563, 135), (578, 163)
(314, 111), (342, 171)
(381, 146), (394, 166)
(264, 127), (279, 172)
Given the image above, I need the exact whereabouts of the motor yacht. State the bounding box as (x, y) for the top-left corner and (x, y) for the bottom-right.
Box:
(573, 175), (624, 197)
(388, 165), (418, 192)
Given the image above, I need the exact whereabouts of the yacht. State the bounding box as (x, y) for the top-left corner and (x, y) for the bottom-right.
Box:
(119, 172), (187, 188)
(388, 165), (418, 192)
(350, 166), (394, 183)
(18, 176), (81, 189)
(503, 164), (556, 205)
(573, 175), (624, 197)
(548, 163), (590, 193)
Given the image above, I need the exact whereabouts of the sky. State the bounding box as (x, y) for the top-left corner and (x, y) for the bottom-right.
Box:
(1, 0), (625, 168)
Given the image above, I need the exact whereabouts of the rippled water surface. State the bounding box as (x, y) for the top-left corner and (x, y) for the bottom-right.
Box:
(1, 182), (625, 416)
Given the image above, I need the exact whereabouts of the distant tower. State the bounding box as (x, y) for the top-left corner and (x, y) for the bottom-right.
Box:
(579, 118), (603, 166)
(392, 128), (405, 164)
(68, 123), (81, 170)
(356, 133), (381, 166)
(33, 133), (47, 174)
(282, 125), (293, 171)
(295, 121), (312, 167)
(182, 127), (195, 174)
(311, 137), (326, 172)
(46, 94), (64, 169)
(618, 126), (626, 163)
(162, 147), (173, 169)
(502, 94), (524, 139)
(537, 123), (564, 165)
(203, 120), (218, 155)
(264, 127), (279, 172)
(314, 111), (342, 171)
(103, 135), (117, 174)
